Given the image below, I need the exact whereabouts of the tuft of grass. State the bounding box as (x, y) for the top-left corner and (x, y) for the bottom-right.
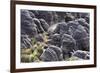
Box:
(21, 54), (33, 62)
(21, 48), (33, 55)
(21, 33), (49, 62)
(66, 56), (82, 61)
(31, 37), (37, 45)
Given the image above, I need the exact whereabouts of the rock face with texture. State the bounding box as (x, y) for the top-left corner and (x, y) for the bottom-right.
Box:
(39, 19), (49, 32)
(48, 34), (61, 47)
(40, 45), (63, 61)
(21, 10), (37, 49)
(53, 22), (68, 34)
(72, 24), (89, 51)
(21, 35), (32, 49)
(21, 10), (32, 23)
(72, 50), (90, 59)
(52, 20), (89, 51)
(21, 10), (90, 62)
(34, 34), (44, 42)
(75, 18), (89, 34)
(32, 18), (45, 33)
(21, 10), (50, 49)
(61, 34), (76, 59)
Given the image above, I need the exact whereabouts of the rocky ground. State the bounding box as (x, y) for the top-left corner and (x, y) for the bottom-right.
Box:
(21, 10), (90, 62)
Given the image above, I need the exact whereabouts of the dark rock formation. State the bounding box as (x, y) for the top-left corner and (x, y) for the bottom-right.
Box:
(53, 22), (68, 34)
(48, 19), (89, 52)
(29, 10), (39, 18)
(29, 11), (36, 18)
(48, 34), (61, 47)
(61, 34), (76, 59)
(40, 45), (63, 61)
(21, 35), (32, 49)
(39, 19), (49, 31)
(65, 13), (75, 23)
(72, 50), (90, 59)
(40, 48), (58, 61)
(21, 10), (32, 23)
(32, 18), (45, 33)
(73, 25), (89, 51)
(38, 11), (53, 25)
(21, 10), (90, 62)
(56, 12), (66, 22)
(75, 18), (89, 34)
(21, 20), (38, 36)
(62, 20), (89, 51)
(34, 34), (44, 42)
(21, 10), (38, 49)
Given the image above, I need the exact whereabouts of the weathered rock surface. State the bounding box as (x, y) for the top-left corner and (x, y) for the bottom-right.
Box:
(32, 18), (45, 33)
(48, 34), (61, 47)
(34, 34), (44, 42)
(21, 35), (32, 49)
(40, 45), (63, 61)
(21, 10), (38, 48)
(21, 10), (90, 62)
(39, 19), (49, 31)
(53, 22), (68, 34)
(72, 24), (89, 51)
(72, 50), (90, 59)
(52, 20), (89, 51)
(61, 34), (76, 59)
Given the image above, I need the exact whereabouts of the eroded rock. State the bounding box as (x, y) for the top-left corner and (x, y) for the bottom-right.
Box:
(61, 34), (76, 59)
(72, 50), (90, 59)
(40, 45), (63, 61)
